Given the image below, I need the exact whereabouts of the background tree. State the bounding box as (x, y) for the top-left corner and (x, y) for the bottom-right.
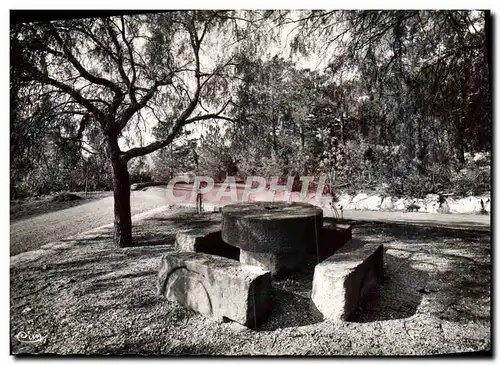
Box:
(197, 123), (237, 181)
(287, 10), (491, 197)
(151, 131), (197, 182)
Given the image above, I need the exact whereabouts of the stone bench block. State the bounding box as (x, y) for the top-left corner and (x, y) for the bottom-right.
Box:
(176, 226), (240, 260)
(309, 221), (353, 261)
(311, 239), (383, 321)
(157, 252), (271, 328)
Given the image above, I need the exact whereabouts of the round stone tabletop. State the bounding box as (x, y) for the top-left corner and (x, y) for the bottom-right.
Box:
(221, 201), (323, 253)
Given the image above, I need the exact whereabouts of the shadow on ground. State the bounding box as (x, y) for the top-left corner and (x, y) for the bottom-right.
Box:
(143, 211), (221, 232)
(347, 221), (491, 323)
(352, 220), (490, 244)
(260, 254), (321, 330)
(348, 253), (426, 322)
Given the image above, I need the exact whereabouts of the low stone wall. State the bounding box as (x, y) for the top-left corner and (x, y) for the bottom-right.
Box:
(173, 188), (491, 216)
(334, 193), (491, 214)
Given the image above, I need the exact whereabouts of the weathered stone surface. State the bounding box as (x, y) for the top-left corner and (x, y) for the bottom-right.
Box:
(334, 237), (366, 254)
(311, 240), (384, 321)
(437, 201), (450, 214)
(380, 196), (394, 210)
(310, 220), (353, 261)
(157, 252), (271, 328)
(221, 201), (323, 253)
(239, 248), (307, 278)
(175, 225), (239, 260)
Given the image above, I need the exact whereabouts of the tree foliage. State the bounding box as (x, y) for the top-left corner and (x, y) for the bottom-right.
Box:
(209, 10), (491, 198)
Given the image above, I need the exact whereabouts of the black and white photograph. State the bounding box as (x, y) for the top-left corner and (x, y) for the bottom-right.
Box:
(8, 7), (492, 356)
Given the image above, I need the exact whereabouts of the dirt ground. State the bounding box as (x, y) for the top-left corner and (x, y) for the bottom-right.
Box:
(10, 192), (112, 222)
(10, 206), (491, 356)
(9, 190), (169, 256)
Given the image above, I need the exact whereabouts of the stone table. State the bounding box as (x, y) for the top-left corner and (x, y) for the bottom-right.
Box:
(221, 201), (323, 277)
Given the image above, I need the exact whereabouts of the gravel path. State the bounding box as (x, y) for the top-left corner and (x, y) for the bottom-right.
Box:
(10, 190), (169, 256)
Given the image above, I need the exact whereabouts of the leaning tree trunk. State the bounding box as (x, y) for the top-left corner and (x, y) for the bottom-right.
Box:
(111, 157), (132, 247)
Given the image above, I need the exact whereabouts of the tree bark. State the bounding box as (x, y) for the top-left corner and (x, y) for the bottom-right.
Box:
(272, 120), (278, 157)
(111, 157), (132, 247)
(104, 128), (134, 247)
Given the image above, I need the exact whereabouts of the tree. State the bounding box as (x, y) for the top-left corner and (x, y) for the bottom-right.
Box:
(11, 11), (267, 246)
(229, 56), (324, 179)
(287, 10), (491, 196)
(152, 132), (197, 182)
(197, 123), (237, 180)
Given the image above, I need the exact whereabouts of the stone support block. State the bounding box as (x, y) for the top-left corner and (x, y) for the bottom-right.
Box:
(157, 252), (271, 328)
(239, 248), (307, 278)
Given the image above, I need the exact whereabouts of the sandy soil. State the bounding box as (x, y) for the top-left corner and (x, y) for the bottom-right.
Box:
(10, 192), (113, 222)
(10, 206), (491, 355)
(10, 190), (169, 256)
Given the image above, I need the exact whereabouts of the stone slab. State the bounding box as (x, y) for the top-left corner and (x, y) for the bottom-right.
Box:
(157, 252), (271, 328)
(311, 240), (384, 321)
(309, 222), (353, 261)
(176, 226), (240, 260)
(221, 202), (323, 253)
(239, 248), (306, 278)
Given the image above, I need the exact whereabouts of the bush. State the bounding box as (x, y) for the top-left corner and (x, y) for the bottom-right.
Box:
(450, 166), (490, 196)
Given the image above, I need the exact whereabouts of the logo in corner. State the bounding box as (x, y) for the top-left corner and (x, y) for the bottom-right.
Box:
(14, 331), (46, 344)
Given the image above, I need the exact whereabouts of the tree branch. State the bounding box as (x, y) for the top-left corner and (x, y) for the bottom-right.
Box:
(121, 100), (233, 161)
(48, 23), (124, 98)
(120, 16), (138, 103)
(120, 14), (205, 134)
(119, 13), (216, 160)
(184, 99), (233, 123)
(24, 65), (106, 121)
(116, 74), (174, 132)
(103, 18), (131, 90)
